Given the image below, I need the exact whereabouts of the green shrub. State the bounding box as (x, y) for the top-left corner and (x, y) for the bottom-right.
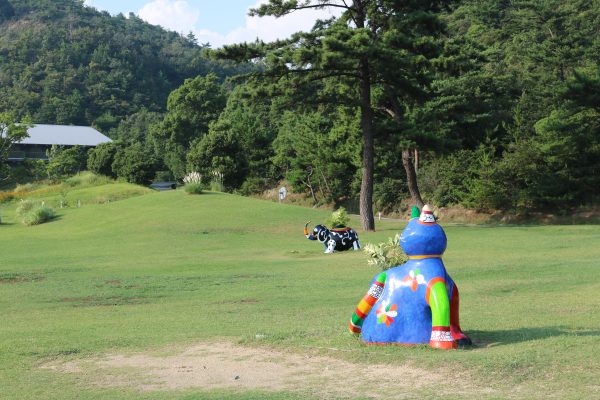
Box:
(363, 234), (408, 271)
(64, 172), (111, 187)
(46, 145), (88, 180)
(111, 144), (158, 185)
(184, 182), (204, 195)
(210, 180), (225, 192)
(16, 200), (35, 218)
(87, 142), (119, 178)
(327, 207), (350, 228)
(14, 183), (40, 193)
(21, 206), (55, 226)
(239, 177), (271, 196)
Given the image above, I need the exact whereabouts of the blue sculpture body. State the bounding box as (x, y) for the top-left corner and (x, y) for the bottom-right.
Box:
(349, 206), (471, 349)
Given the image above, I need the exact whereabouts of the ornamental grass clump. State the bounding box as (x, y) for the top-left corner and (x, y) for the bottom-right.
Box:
(184, 182), (204, 195)
(16, 199), (35, 218)
(327, 207), (350, 228)
(183, 172), (202, 184)
(363, 233), (408, 271)
(183, 172), (204, 194)
(21, 206), (55, 226)
(16, 199), (55, 226)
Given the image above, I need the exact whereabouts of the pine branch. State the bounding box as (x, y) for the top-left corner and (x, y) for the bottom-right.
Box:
(249, 0), (354, 17)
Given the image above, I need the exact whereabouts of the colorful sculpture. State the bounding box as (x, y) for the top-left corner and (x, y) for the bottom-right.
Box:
(304, 222), (361, 254)
(349, 205), (471, 349)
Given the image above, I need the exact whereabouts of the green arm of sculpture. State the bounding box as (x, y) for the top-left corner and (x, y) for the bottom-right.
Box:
(427, 279), (456, 349)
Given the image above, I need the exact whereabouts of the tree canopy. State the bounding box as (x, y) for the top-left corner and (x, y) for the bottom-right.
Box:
(2, 0), (600, 217)
(0, 0), (248, 129)
(217, 0), (449, 230)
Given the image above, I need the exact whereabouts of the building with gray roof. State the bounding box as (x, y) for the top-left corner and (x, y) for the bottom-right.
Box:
(8, 124), (112, 161)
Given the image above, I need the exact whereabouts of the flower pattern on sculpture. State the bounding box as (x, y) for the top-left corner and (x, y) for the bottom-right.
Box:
(376, 302), (398, 327)
(402, 269), (426, 291)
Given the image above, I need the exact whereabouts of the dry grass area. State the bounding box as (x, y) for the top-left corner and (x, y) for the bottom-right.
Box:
(41, 341), (491, 399)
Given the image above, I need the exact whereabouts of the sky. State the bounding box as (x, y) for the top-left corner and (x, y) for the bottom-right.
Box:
(83, 0), (342, 48)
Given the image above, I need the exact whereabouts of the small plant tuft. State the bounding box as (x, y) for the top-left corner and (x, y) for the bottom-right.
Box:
(210, 171), (225, 192)
(16, 199), (55, 226)
(16, 199), (35, 218)
(327, 207), (350, 228)
(21, 206), (56, 226)
(363, 234), (408, 271)
(210, 180), (224, 192)
(184, 182), (204, 195)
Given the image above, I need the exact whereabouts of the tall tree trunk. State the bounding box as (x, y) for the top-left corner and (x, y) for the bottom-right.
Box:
(382, 85), (424, 210)
(402, 149), (424, 209)
(359, 57), (375, 231)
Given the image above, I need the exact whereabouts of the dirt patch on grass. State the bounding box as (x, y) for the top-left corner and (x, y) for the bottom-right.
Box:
(0, 273), (45, 284)
(58, 295), (147, 307)
(41, 341), (487, 399)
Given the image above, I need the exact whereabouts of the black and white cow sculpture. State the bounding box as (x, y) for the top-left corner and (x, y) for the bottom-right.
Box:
(304, 222), (361, 254)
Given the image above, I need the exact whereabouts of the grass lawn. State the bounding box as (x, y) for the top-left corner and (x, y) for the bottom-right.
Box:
(1, 184), (599, 399)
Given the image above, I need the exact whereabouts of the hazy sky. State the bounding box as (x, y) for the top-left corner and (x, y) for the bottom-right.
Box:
(83, 0), (342, 48)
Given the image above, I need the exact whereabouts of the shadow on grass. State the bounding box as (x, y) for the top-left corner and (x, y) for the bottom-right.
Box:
(184, 191), (225, 196)
(469, 326), (600, 347)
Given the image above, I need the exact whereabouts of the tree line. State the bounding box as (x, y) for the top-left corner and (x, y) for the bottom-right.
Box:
(1, 0), (599, 228)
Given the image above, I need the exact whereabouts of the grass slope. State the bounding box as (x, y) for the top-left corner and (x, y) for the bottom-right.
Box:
(1, 187), (599, 399)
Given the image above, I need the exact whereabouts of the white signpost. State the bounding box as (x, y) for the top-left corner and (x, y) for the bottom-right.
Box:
(278, 187), (287, 202)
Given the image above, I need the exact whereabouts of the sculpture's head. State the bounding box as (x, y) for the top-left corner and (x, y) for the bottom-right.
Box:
(312, 224), (330, 242)
(399, 205), (447, 256)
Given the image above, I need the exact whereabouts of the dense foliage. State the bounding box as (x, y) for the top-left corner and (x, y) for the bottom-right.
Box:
(0, 0), (244, 128)
(416, 0), (600, 212)
(0, 112), (30, 180)
(2, 0), (600, 218)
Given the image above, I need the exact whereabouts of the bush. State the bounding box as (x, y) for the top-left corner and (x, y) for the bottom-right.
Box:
(363, 234), (408, 271)
(17, 200), (56, 225)
(64, 172), (111, 187)
(21, 206), (55, 226)
(111, 144), (158, 185)
(16, 199), (35, 218)
(14, 183), (40, 193)
(210, 180), (225, 192)
(184, 182), (204, 194)
(327, 207), (350, 228)
(46, 145), (88, 179)
(87, 142), (118, 178)
(239, 177), (271, 196)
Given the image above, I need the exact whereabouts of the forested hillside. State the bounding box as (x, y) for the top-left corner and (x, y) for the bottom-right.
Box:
(0, 0), (244, 130)
(1, 0), (599, 218)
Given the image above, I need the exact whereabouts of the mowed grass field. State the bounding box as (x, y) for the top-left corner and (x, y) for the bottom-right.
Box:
(1, 185), (599, 399)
